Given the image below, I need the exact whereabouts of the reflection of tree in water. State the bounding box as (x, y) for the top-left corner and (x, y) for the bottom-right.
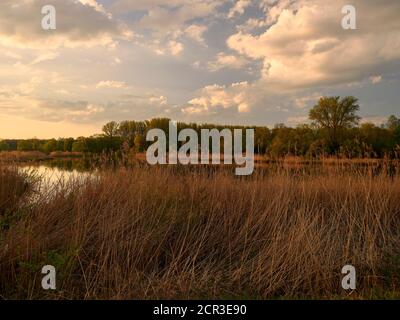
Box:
(43, 158), (93, 173)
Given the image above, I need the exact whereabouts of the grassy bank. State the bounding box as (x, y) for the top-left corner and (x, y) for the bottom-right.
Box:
(0, 151), (83, 163)
(0, 165), (400, 299)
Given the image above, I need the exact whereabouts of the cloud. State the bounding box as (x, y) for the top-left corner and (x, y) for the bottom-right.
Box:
(236, 18), (267, 33)
(0, 0), (133, 49)
(293, 93), (321, 109)
(1, 0), (400, 135)
(138, 1), (220, 35)
(153, 40), (184, 56)
(0, 93), (172, 124)
(185, 24), (208, 45)
(227, 0), (400, 90)
(116, 0), (224, 55)
(361, 116), (388, 126)
(370, 75), (382, 84)
(168, 41), (184, 56)
(207, 52), (250, 72)
(96, 81), (128, 89)
(286, 115), (309, 126)
(228, 0), (252, 18)
(78, 0), (109, 15)
(30, 52), (60, 65)
(183, 82), (251, 114)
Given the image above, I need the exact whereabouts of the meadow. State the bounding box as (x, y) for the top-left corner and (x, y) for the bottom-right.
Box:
(0, 157), (400, 300)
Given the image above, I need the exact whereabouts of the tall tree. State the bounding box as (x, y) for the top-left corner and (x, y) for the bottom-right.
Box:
(309, 96), (360, 152)
(386, 115), (400, 131)
(102, 121), (120, 138)
(386, 115), (400, 147)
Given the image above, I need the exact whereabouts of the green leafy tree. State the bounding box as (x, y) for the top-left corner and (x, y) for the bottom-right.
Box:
(386, 115), (400, 147)
(134, 135), (146, 152)
(42, 139), (57, 153)
(17, 140), (34, 151)
(309, 96), (360, 152)
(63, 138), (75, 152)
(0, 140), (9, 151)
(102, 121), (120, 138)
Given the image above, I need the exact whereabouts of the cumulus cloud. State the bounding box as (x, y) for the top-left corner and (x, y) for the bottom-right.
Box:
(185, 24), (208, 45)
(0, 0), (133, 49)
(153, 40), (184, 56)
(137, 1), (220, 35)
(228, 0), (252, 18)
(2, 0), (400, 136)
(227, 0), (400, 90)
(113, 0), (224, 55)
(183, 82), (251, 114)
(236, 18), (267, 33)
(207, 52), (250, 72)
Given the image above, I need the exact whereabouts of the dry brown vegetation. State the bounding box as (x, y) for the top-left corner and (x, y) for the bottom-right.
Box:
(0, 151), (50, 162)
(0, 167), (32, 217)
(0, 151), (84, 163)
(0, 164), (400, 299)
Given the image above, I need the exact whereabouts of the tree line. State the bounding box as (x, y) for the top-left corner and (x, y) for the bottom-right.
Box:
(1, 96), (400, 158)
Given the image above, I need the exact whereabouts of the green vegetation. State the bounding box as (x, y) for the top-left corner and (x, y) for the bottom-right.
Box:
(1, 96), (400, 158)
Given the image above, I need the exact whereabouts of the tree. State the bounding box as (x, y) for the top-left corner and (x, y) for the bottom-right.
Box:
(102, 121), (120, 138)
(42, 139), (57, 153)
(386, 115), (400, 131)
(118, 120), (137, 145)
(72, 137), (87, 152)
(254, 127), (271, 154)
(309, 96), (360, 152)
(63, 138), (75, 152)
(0, 140), (9, 151)
(385, 115), (400, 148)
(134, 135), (146, 152)
(17, 140), (34, 151)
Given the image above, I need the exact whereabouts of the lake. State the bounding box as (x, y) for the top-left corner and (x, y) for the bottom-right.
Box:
(18, 159), (95, 195)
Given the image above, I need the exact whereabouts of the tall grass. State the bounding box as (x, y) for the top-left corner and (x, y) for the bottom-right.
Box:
(0, 165), (400, 299)
(0, 166), (32, 217)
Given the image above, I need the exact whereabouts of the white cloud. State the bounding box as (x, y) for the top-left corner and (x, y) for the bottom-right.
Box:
(370, 75), (382, 84)
(96, 81), (127, 89)
(183, 82), (251, 114)
(168, 41), (184, 56)
(207, 52), (250, 72)
(30, 52), (60, 65)
(228, 0), (252, 18)
(227, 0), (400, 90)
(138, 1), (221, 35)
(185, 25), (208, 45)
(236, 18), (267, 33)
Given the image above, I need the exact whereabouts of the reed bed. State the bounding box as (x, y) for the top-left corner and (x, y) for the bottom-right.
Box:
(0, 164), (400, 299)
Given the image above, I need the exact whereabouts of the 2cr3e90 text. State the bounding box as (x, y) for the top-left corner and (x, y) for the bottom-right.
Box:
(197, 304), (246, 315)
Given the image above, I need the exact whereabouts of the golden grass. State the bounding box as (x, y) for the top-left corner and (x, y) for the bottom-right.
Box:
(0, 151), (50, 162)
(0, 165), (400, 299)
(49, 151), (83, 158)
(0, 167), (32, 217)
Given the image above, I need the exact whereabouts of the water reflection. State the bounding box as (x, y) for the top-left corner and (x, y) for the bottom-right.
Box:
(37, 158), (94, 172)
(19, 159), (94, 196)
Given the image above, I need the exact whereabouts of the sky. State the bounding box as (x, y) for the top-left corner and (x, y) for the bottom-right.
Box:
(0, 0), (399, 138)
